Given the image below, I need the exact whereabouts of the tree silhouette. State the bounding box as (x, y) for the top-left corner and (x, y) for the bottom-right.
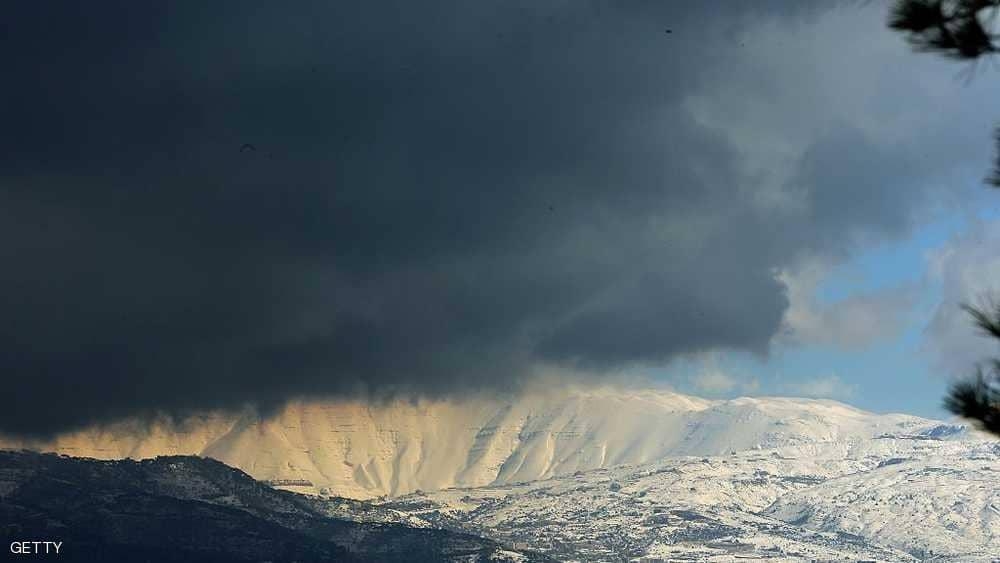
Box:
(889, 0), (999, 60)
(890, 0), (1000, 435)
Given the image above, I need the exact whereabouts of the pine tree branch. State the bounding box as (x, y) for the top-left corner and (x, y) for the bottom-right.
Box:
(961, 302), (1000, 339)
(944, 370), (1000, 435)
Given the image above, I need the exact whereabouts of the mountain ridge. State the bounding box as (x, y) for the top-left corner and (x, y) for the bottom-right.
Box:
(0, 450), (545, 562)
(0, 388), (956, 499)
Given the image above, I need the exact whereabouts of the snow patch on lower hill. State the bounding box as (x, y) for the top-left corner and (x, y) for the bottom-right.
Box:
(0, 387), (975, 499)
(764, 443), (1000, 559)
(386, 439), (999, 561)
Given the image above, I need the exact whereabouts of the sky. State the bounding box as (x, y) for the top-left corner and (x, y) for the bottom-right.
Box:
(2, 1), (1000, 435)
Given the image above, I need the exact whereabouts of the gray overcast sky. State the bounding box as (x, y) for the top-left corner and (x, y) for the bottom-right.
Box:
(1, 1), (998, 435)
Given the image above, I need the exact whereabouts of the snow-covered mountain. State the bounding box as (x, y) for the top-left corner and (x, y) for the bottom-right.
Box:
(387, 439), (1000, 561)
(0, 387), (962, 499)
(2, 388), (996, 559)
(0, 450), (545, 563)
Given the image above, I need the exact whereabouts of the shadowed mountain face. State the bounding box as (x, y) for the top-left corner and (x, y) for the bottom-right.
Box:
(0, 451), (543, 562)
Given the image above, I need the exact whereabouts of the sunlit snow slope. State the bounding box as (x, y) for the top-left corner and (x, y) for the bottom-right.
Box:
(0, 388), (953, 498)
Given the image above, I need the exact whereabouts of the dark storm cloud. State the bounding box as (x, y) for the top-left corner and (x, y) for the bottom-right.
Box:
(0, 1), (977, 435)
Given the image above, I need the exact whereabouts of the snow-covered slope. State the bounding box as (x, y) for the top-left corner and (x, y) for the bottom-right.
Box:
(0, 388), (953, 499)
(389, 439), (1000, 561)
(764, 442), (1000, 560)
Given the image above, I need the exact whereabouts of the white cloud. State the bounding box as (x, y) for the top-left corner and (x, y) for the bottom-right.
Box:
(693, 369), (740, 393)
(777, 373), (856, 399)
(687, 354), (760, 396)
(923, 218), (1000, 378)
(775, 257), (917, 350)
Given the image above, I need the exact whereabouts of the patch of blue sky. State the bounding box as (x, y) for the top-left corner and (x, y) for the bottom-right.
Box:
(816, 214), (961, 304)
(655, 193), (1000, 419)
